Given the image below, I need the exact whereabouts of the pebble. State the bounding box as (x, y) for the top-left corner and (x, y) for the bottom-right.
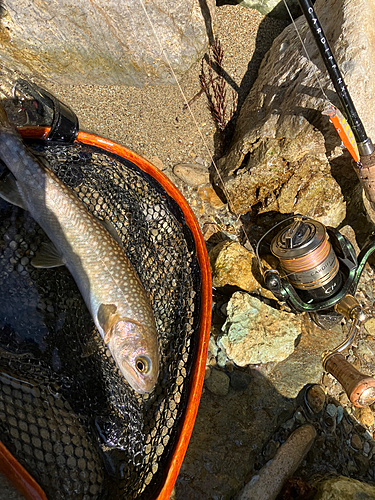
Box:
(351, 434), (363, 451)
(149, 155), (165, 171)
(197, 185), (225, 209)
(363, 441), (371, 455)
(229, 370), (252, 391)
(205, 368), (230, 396)
(326, 403), (338, 418)
(305, 384), (326, 414)
(337, 406), (344, 424)
(294, 410), (305, 425)
(20, 256), (29, 266)
(339, 392), (349, 406)
(172, 163), (210, 187)
(354, 407), (375, 428)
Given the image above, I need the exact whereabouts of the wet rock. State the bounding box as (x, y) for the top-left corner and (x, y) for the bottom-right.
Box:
(305, 385), (326, 414)
(336, 406), (344, 424)
(351, 433), (363, 451)
(326, 403), (338, 419)
(236, 424), (316, 500)
(314, 475), (375, 499)
(219, 292), (302, 365)
(2, 0), (215, 86)
(173, 163), (210, 187)
(209, 241), (274, 299)
(229, 370), (252, 391)
(205, 368), (230, 396)
(215, 0), (375, 224)
(354, 453), (370, 476)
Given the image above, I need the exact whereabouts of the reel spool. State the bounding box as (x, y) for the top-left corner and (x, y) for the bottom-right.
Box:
(270, 219), (342, 303)
(257, 215), (375, 407)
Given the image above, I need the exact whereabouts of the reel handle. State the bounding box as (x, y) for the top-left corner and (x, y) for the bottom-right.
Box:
(323, 352), (375, 407)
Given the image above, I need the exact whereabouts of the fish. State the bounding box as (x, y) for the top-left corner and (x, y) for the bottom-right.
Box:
(0, 105), (159, 394)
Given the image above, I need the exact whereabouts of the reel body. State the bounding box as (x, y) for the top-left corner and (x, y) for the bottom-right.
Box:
(257, 216), (375, 315)
(257, 215), (375, 406)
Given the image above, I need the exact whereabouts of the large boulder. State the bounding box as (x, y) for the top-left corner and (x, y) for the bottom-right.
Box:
(0, 0), (215, 86)
(215, 0), (375, 226)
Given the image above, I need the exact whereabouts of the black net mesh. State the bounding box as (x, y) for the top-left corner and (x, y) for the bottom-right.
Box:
(0, 141), (202, 499)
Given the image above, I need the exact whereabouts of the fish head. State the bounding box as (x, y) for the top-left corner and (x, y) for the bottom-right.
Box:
(108, 319), (159, 394)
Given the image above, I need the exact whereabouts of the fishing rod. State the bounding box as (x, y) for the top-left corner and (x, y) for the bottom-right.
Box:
(255, 1), (375, 407)
(297, 0), (375, 204)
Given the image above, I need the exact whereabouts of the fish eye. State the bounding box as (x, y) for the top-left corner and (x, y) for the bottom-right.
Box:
(135, 356), (150, 374)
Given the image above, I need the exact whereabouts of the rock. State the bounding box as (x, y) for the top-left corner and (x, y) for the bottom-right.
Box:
(149, 156), (165, 172)
(1, 0), (215, 86)
(236, 424), (316, 500)
(326, 403), (338, 418)
(267, 315), (347, 398)
(350, 433), (363, 451)
(197, 185), (226, 209)
(205, 368), (230, 396)
(232, 0), (300, 16)
(365, 317), (375, 337)
(219, 292), (302, 365)
(209, 241), (274, 299)
(305, 385), (326, 414)
(173, 163), (210, 187)
(215, 0), (375, 224)
(314, 476), (375, 499)
(339, 225), (360, 254)
(229, 370), (252, 391)
(354, 407), (375, 428)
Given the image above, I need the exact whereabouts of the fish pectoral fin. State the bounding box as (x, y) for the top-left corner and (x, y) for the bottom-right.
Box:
(99, 218), (124, 247)
(98, 303), (120, 342)
(0, 171), (26, 209)
(31, 241), (65, 268)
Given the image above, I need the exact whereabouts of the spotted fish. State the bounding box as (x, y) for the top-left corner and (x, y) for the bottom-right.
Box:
(0, 105), (159, 394)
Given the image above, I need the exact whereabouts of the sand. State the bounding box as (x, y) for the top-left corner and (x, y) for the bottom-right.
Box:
(42, 5), (288, 171)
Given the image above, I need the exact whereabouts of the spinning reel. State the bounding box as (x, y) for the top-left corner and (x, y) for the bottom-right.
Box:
(256, 215), (375, 407)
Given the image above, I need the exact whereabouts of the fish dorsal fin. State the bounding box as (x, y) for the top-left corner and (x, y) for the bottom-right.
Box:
(98, 303), (119, 342)
(31, 241), (65, 268)
(0, 172), (26, 209)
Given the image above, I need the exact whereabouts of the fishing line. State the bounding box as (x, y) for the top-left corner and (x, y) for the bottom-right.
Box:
(136, 0), (255, 251)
